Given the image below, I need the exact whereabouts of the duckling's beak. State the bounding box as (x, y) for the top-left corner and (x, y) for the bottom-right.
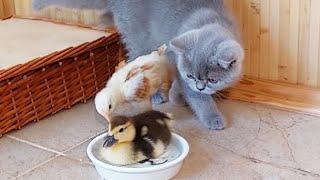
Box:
(103, 135), (118, 148)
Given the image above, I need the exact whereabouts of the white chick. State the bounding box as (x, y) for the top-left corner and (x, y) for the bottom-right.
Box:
(95, 45), (174, 120)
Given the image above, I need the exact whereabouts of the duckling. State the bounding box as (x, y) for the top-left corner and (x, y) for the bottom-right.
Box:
(100, 110), (174, 165)
(95, 45), (175, 121)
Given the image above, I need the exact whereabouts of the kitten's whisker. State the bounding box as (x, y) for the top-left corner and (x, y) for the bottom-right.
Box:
(215, 91), (227, 101)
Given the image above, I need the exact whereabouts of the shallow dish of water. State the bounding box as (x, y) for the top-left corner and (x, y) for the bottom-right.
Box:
(87, 133), (189, 180)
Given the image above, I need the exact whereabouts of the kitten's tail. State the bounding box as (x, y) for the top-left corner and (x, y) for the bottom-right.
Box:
(32, 0), (108, 11)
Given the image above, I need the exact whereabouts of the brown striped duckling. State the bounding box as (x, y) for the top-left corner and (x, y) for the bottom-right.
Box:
(100, 110), (174, 165)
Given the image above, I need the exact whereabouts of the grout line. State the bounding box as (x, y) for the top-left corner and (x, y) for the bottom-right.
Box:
(59, 129), (107, 164)
(17, 152), (95, 179)
(14, 129), (105, 178)
(16, 155), (61, 179)
(5, 135), (66, 156)
(175, 129), (320, 178)
(61, 155), (94, 166)
(0, 169), (16, 179)
(62, 129), (107, 153)
(5, 129), (107, 158)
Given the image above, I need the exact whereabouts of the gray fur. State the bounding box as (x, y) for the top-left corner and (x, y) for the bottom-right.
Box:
(32, 0), (107, 10)
(33, 0), (244, 130)
(32, 0), (113, 29)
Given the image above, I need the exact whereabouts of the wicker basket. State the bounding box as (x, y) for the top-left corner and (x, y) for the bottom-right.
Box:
(0, 24), (122, 136)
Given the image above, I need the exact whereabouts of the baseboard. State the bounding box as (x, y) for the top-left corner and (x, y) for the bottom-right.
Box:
(223, 78), (320, 116)
(0, 0), (15, 20)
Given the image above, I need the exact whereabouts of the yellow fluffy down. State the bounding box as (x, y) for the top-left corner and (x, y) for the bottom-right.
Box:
(99, 142), (146, 165)
(100, 140), (167, 165)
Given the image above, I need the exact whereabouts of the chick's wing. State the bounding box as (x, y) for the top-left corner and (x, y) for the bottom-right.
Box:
(123, 71), (151, 101)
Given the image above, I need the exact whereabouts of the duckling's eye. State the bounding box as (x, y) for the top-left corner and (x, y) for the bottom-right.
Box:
(119, 128), (124, 133)
(108, 104), (112, 110)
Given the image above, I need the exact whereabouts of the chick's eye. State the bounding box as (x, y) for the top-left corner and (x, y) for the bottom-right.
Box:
(187, 74), (194, 79)
(108, 104), (112, 110)
(208, 79), (218, 83)
(119, 128), (124, 133)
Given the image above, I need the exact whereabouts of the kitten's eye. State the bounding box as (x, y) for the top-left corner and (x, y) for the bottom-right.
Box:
(119, 128), (124, 133)
(229, 59), (237, 68)
(208, 79), (218, 83)
(108, 104), (112, 110)
(187, 74), (194, 79)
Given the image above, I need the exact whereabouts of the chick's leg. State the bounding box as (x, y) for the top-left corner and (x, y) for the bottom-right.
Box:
(151, 91), (167, 104)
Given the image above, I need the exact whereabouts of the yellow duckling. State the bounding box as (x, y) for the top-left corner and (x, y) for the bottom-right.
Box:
(100, 110), (174, 165)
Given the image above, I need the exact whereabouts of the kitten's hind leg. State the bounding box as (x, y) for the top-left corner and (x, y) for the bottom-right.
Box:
(181, 80), (225, 130)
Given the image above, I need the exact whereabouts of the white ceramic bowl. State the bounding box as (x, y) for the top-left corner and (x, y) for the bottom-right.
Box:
(87, 133), (189, 180)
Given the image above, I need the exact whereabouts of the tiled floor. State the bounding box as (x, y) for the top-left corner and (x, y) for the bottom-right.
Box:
(1, 100), (320, 180)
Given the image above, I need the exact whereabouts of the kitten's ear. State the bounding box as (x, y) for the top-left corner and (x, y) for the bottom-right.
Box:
(169, 29), (201, 55)
(214, 39), (244, 69)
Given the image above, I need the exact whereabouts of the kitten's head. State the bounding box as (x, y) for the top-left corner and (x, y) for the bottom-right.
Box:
(169, 24), (244, 94)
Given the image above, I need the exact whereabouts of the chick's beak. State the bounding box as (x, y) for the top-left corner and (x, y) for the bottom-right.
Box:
(103, 113), (112, 122)
(103, 134), (118, 148)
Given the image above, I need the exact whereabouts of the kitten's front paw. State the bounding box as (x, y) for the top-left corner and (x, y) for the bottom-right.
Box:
(202, 115), (225, 130)
(151, 91), (168, 105)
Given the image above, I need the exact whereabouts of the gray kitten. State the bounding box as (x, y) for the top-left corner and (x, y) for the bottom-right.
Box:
(33, 0), (244, 130)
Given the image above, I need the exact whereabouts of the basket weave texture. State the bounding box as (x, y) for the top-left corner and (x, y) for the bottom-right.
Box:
(0, 32), (122, 135)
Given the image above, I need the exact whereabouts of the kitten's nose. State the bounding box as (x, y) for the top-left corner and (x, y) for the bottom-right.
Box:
(196, 81), (206, 91)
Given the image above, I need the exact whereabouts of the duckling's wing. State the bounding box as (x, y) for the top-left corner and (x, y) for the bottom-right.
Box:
(164, 113), (175, 129)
